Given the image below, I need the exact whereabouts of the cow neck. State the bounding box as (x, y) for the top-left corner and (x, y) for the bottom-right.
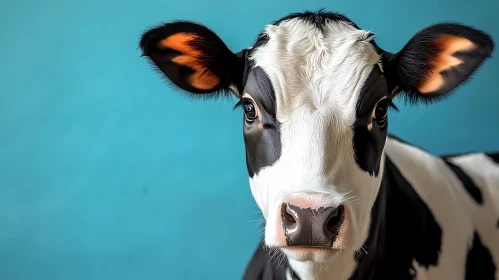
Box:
(347, 156), (389, 280)
(285, 157), (390, 280)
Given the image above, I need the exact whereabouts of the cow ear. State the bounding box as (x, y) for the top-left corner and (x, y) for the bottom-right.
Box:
(383, 23), (494, 103)
(139, 21), (246, 97)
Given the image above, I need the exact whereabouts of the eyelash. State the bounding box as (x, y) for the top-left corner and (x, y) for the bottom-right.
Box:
(385, 98), (399, 112)
(233, 98), (249, 111)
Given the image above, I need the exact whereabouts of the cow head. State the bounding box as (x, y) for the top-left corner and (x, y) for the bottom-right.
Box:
(139, 11), (493, 263)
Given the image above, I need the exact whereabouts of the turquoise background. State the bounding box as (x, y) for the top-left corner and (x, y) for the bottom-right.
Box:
(0, 0), (497, 279)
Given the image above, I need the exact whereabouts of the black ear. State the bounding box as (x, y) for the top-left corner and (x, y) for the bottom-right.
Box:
(382, 23), (494, 103)
(139, 21), (247, 97)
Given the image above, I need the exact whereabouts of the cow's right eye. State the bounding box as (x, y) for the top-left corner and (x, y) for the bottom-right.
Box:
(375, 100), (388, 121)
(243, 100), (258, 121)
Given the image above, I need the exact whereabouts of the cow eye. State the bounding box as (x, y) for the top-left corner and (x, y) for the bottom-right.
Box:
(375, 100), (388, 120)
(243, 100), (258, 121)
(373, 98), (388, 126)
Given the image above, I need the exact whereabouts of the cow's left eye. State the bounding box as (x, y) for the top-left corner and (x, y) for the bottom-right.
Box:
(373, 98), (388, 126)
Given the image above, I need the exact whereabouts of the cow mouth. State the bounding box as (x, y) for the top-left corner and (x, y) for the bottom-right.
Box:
(280, 245), (343, 251)
(281, 246), (338, 251)
(280, 246), (342, 262)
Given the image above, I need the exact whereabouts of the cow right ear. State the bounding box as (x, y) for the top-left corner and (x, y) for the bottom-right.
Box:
(382, 23), (494, 104)
(139, 21), (247, 97)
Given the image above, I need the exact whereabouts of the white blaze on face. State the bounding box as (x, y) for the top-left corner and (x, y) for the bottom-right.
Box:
(247, 18), (385, 252)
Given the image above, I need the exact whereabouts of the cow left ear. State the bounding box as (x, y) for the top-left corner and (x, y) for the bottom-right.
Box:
(139, 21), (247, 97)
(382, 23), (494, 103)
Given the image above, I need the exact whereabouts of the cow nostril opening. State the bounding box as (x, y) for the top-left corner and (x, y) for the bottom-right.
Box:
(281, 203), (297, 226)
(326, 205), (344, 233)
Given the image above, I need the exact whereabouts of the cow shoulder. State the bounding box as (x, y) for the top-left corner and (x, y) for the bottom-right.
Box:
(382, 136), (476, 278)
(349, 146), (443, 280)
(374, 155), (442, 278)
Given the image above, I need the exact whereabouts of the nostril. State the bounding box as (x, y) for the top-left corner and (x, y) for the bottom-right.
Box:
(326, 205), (344, 234)
(281, 203), (345, 248)
(281, 203), (297, 227)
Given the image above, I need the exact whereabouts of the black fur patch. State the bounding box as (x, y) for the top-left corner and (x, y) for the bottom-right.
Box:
(380, 156), (443, 270)
(353, 65), (389, 176)
(440, 151), (476, 159)
(465, 232), (496, 280)
(273, 9), (360, 32)
(443, 160), (483, 204)
(486, 153), (499, 164)
(351, 156), (443, 279)
(239, 67), (281, 177)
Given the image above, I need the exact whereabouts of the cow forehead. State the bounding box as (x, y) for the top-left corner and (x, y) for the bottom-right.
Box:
(248, 17), (382, 124)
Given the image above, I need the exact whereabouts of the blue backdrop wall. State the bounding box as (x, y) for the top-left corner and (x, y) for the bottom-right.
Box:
(1, 0), (498, 279)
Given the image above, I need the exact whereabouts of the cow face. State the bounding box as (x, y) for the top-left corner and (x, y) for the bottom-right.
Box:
(140, 11), (493, 263)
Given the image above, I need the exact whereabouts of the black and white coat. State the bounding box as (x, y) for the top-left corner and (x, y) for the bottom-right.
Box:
(139, 10), (498, 280)
(244, 135), (499, 279)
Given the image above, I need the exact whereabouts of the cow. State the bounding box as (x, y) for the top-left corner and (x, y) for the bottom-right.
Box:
(138, 10), (499, 280)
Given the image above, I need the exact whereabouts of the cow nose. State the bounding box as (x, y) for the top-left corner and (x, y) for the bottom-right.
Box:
(281, 203), (345, 248)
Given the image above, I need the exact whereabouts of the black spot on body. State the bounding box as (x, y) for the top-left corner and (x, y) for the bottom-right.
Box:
(241, 67), (281, 177)
(440, 151), (476, 159)
(353, 65), (389, 176)
(486, 153), (499, 164)
(443, 159), (483, 204)
(465, 232), (496, 280)
(350, 156), (442, 279)
(383, 158), (443, 269)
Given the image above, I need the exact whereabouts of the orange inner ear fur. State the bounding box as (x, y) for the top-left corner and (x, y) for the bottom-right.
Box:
(160, 33), (220, 90)
(418, 35), (475, 94)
